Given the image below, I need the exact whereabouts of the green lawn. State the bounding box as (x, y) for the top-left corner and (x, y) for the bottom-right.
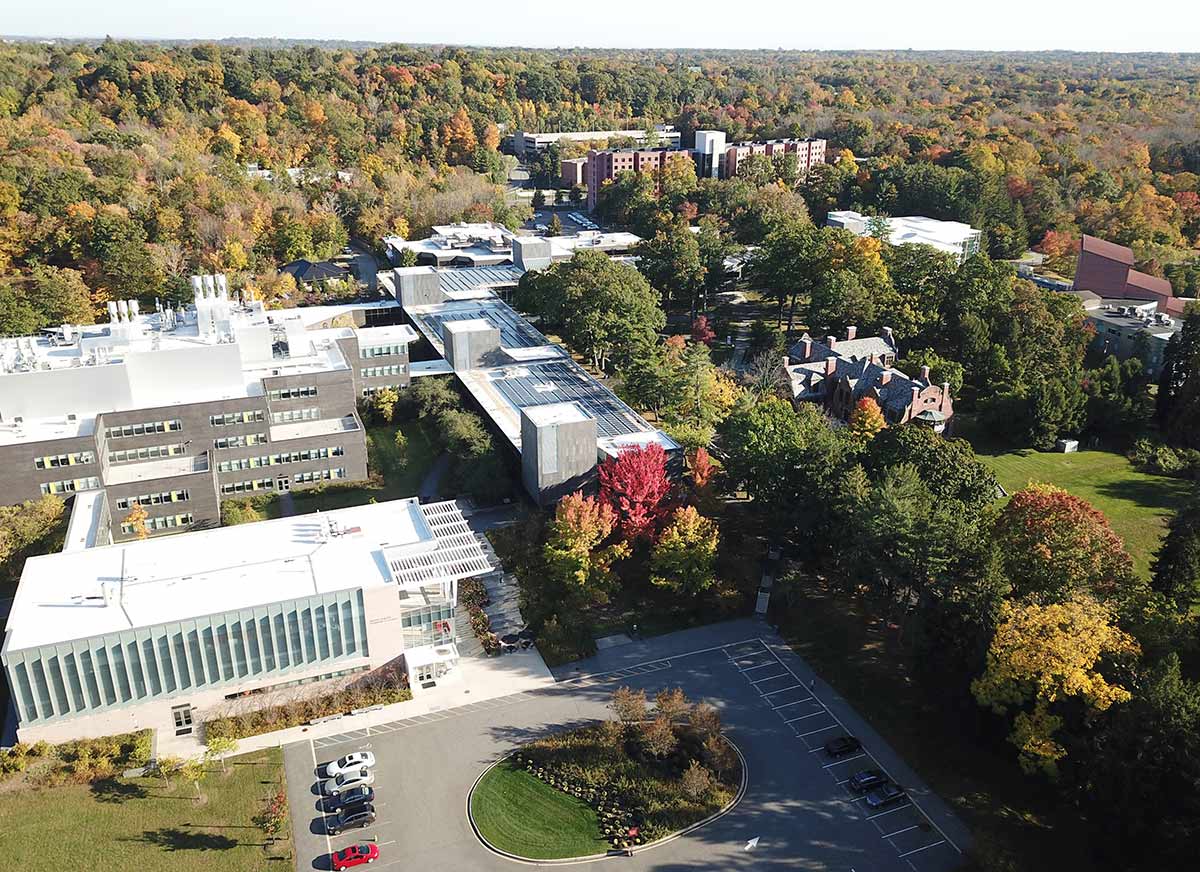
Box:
(257, 421), (440, 520)
(0, 748), (291, 871)
(978, 447), (1191, 577)
(470, 762), (607, 859)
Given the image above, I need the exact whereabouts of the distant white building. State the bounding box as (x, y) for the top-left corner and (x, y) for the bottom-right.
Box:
(826, 211), (982, 264)
(512, 126), (681, 158)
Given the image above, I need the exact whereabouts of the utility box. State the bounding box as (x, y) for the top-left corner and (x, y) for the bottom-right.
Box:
(1055, 439), (1079, 453)
(520, 403), (598, 506)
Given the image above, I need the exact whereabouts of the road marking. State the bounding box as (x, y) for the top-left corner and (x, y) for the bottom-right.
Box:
(881, 825), (922, 839)
(772, 699), (813, 710)
(823, 753), (866, 768)
(738, 662), (776, 673)
(898, 841), (946, 858)
(761, 685), (805, 696)
(750, 672), (789, 683)
(785, 711), (829, 723)
(796, 725), (838, 738)
(309, 739), (333, 860)
(866, 805), (911, 820)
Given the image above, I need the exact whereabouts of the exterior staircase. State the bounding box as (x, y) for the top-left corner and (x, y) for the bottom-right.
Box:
(455, 522), (525, 657)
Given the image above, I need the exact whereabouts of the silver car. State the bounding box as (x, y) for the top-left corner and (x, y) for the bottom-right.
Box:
(321, 766), (376, 796)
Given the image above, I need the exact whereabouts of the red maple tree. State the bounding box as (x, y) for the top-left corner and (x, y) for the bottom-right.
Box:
(599, 443), (672, 543)
(690, 446), (714, 490)
(691, 315), (716, 346)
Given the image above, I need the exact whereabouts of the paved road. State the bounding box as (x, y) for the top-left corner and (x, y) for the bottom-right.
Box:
(284, 619), (969, 872)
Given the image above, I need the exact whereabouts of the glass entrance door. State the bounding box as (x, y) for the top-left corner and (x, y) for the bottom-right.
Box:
(276, 475), (291, 492)
(172, 704), (194, 736)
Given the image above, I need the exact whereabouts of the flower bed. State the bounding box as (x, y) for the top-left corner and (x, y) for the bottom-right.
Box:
(0, 730), (152, 787)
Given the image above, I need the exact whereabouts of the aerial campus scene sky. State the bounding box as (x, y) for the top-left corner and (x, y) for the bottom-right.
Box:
(5, 0), (1199, 51)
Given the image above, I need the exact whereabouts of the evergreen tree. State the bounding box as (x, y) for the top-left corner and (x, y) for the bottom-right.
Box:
(1151, 488), (1200, 613)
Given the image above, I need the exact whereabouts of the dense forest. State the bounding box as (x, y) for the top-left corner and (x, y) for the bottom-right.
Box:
(2, 42), (1200, 336)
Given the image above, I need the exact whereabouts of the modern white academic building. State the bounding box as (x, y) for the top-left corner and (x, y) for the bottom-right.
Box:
(826, 210), (983, 264)
(1, 498), (491, 745)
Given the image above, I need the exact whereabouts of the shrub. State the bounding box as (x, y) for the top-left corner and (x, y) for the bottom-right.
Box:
(680, 759), (713, 800)
(611, 686), (648, 724)
(0, 729), (150, 785)
(654, 687), (691, 722)
(640, 715), (678, 758)
(459, 577), (490, 610)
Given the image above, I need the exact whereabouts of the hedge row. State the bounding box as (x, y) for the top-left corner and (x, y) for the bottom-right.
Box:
(205, 679), (412, 741)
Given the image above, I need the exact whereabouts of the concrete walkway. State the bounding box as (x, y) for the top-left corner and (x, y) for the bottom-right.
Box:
(418, 453), (450, 501)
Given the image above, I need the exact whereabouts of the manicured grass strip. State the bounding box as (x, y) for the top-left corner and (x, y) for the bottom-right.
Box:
(470, 761), (608, 859)
(0, 748), (290, 872)
(978, 448), (1190, 577)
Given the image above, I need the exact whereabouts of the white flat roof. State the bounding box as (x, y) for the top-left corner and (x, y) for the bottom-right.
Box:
(270, 414), (360, 442)
(62, 490), (107, 552)
(523, 402), (590, 426)
(105, 455), (208, 485)
(4, 498), (489, 652)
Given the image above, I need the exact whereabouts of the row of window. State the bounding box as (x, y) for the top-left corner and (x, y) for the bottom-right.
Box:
(361, 344), (406, 358)
(220, 478), (275, 495)
(361, 365), (405, 378)
(40, 476), (100, 496)
(120, 513), (193, 535)
(108, 443), (185, 464)
(6, 590), (370, 722)
(114, 490), (189, 510)
(362, 384), (402, 397)
(214, 433), (268, 450)
(294, 468), (347, 484)
(210, 410), (265, 427)
(272, 408), (320, 424)
(217, 446), (344, 473)
(34, 451), (95, 470)
(105, 419), (182, 439)
(268, 386), (318, 401)
(399, 603), (455, 629)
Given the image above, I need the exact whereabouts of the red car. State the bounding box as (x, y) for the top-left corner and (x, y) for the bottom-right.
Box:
(331, 843), (378, 870)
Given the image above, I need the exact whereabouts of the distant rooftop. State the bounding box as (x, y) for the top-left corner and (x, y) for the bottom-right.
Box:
(826, 211), (981, 259)
(4, 498), (490, 652)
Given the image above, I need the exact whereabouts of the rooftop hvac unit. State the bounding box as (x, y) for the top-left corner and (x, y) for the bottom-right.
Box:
(67, 413), (77, 422)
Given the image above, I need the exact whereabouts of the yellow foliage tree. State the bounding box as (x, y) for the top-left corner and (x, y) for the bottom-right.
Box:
(441, 107), (478, 166)
(122, 504), (150, 540)
(971, 595), (1140, 776)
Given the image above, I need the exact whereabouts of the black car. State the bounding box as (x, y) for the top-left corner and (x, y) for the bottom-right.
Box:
(327, 803), (376, 836)
(824, 735), (863, 757)
(322, 785), (374, 813)
(847, 769), (889, 792)
(865, 782), (907, 809)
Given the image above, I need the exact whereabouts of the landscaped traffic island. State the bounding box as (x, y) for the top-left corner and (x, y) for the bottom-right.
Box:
(469, 687), (744, 860)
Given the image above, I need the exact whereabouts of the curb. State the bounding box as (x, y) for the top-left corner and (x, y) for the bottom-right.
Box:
(466, 734), (748, 866)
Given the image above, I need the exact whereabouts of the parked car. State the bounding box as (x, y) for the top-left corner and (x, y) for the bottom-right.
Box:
(321, 767), (376, 796)
(865, 782), (907, 809)
(331, 843), (379, 870)
(823, 735), (862, 757)
(322, 785), (374, 813)
(320, 752), (376, 779)
(847, 769), (889, 793)
(327, 803), (376, 836)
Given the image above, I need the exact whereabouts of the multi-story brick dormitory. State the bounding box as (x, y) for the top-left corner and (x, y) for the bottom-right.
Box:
(0, 275), (418, 542)
(784, 327), (955, 432)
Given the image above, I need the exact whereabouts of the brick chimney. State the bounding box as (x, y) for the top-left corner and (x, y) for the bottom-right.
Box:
(825, 356), (837, 376)
(825, 335), (837, 351)
(920, 364), (931, 383)
(846, 325), (857, 340)
(882, 326), (894, 347)
(799, 337), (812, 361)
(941, 381), (951, 405)
(910, 385), (920, 408)
(881, 370), (892, 385)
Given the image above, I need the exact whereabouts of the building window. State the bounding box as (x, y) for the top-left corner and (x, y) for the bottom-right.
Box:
(360, 364), (406, 378)
(107, 443), (185, 464)
(114, 490), (190, 510)
(213, 433), (267, 450)
(104, 419), (182, 439)
(209, 410), (265, 427)
(293, 468), (346, 485)
(217, 446), (343, 472)
(360, 344), (405, 358)
(220, 478), (274, 495)
(362, 384), (402, 397)
(121, 513), (193, 535)
(268, 386), (318, 401)
(34, 451), (95, 469)
(40, 476), (100, 495)
(271, 408), (320, 424)
(172, 704), (194, 736)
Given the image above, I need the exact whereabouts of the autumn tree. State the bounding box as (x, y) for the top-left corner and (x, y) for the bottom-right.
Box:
(650, 506), (720, 595)
(971, 595), (1139, 776)
(180, 757), (208, 801)
(690, 446), (714, 491)
(611, 686), (647, 724)
(993, 483), (1135, 602)
(122, 504), (149, 540)
(639, 715), (678, 758)
(543, 491), (630, 603)
(691, 315), (715, 346)
(598, 443), (672, 542)
(681, 760), (713, 800)
(654, 687), (691, 722)
(369, 387), (399, 424)
(845, 397), (886, 447)
(441, 108), (478, 166)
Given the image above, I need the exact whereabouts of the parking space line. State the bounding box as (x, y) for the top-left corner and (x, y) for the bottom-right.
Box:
(898, 841), (945, 858)
(749, 672), (789, 683)
(784, 711), (829, 723)
(823, 753), (866, 768)
(796, 725), (838, 738)
(738, 662), (776, 673)
(881, 825), (922, 839)
(866, 804), (912, 820)
(772, 699), (814, 710)
(761, 685), (804, 696)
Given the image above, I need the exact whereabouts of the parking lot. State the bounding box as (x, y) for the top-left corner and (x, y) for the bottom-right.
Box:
(522, 206), (599, 235)
(284, 620), (968, 871)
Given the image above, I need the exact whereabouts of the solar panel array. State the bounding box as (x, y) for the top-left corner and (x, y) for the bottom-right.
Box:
(414, 302), (548, 350)
(438, 265), (522, 296)
(487, 360), (652, 438)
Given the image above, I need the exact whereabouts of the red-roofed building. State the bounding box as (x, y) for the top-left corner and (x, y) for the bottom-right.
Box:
(1074, 235), (1190, 316)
